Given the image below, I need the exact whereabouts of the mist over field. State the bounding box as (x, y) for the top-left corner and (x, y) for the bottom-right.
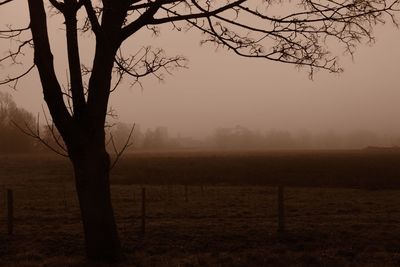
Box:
(3, 89), (400, 154)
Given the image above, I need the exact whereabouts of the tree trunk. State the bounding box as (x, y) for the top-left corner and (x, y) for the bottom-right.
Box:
(71, 148), (123, 261)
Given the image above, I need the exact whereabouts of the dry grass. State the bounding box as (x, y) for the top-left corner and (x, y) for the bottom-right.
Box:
(1, 150), (400, 266)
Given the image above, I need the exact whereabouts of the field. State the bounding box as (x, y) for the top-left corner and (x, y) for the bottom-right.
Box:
(1, 150), (400, 266)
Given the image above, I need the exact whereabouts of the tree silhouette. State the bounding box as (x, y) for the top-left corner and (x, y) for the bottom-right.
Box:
(1, 0), (399, 261)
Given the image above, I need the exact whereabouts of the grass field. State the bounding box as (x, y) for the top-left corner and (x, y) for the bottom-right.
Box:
(1, 150), (400, 266)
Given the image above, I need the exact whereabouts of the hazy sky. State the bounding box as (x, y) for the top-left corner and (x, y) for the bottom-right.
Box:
(1, 1), (400, 138)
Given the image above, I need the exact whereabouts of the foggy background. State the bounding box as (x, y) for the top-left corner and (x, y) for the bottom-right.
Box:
(1, 1), (400, 149)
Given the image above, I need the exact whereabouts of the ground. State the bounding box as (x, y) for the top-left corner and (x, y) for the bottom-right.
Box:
(1, 150), (400, 266)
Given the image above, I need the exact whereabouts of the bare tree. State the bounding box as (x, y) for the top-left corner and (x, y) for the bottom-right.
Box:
(1, 0), (399, 261)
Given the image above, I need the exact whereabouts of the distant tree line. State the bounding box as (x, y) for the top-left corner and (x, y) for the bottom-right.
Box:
(1, 95), (399, 154)
(0, 92), (37, 153)
(110, 123), (400, 151)
(0, 93), (70, 154)
(211, 125), (399, 150)
(108, 124), (182, 151)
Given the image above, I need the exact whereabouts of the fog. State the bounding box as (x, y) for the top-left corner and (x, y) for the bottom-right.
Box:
(2, 1), (400, 141)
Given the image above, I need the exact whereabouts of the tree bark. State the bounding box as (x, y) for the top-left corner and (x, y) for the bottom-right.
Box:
(71, 145), (123, 261)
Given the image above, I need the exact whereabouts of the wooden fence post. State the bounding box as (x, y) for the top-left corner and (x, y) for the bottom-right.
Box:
(184, 185), (188, 202)
(141, 187), (146, 236)
(7, 189), (13, 235)
(278, 185), (285, 233)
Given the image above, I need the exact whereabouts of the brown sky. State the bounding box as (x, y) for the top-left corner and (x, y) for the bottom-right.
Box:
(1, 1), (400, 138)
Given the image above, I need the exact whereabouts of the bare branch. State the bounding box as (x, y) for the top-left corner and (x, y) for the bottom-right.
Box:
(0, 0), (14, 6)
(48, 0), (64, 12)
(151, 0), (246, 25)
(27, 0), (73, 137)
(0, 64), (35, 89)
(82, 0), (102, 35)
(11, 113), (69, 157)
(41, 105), (69, 154)
(63, 0), (87, 116)
(110, 123), (135, 170)
(0, 25), (30, 39)
(113, 46), (188, 89)
(145, 0), (400, 75)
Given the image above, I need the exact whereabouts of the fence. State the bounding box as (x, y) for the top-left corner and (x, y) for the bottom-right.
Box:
(1, 184), (398, 239)
(0, 184), (288, 237)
